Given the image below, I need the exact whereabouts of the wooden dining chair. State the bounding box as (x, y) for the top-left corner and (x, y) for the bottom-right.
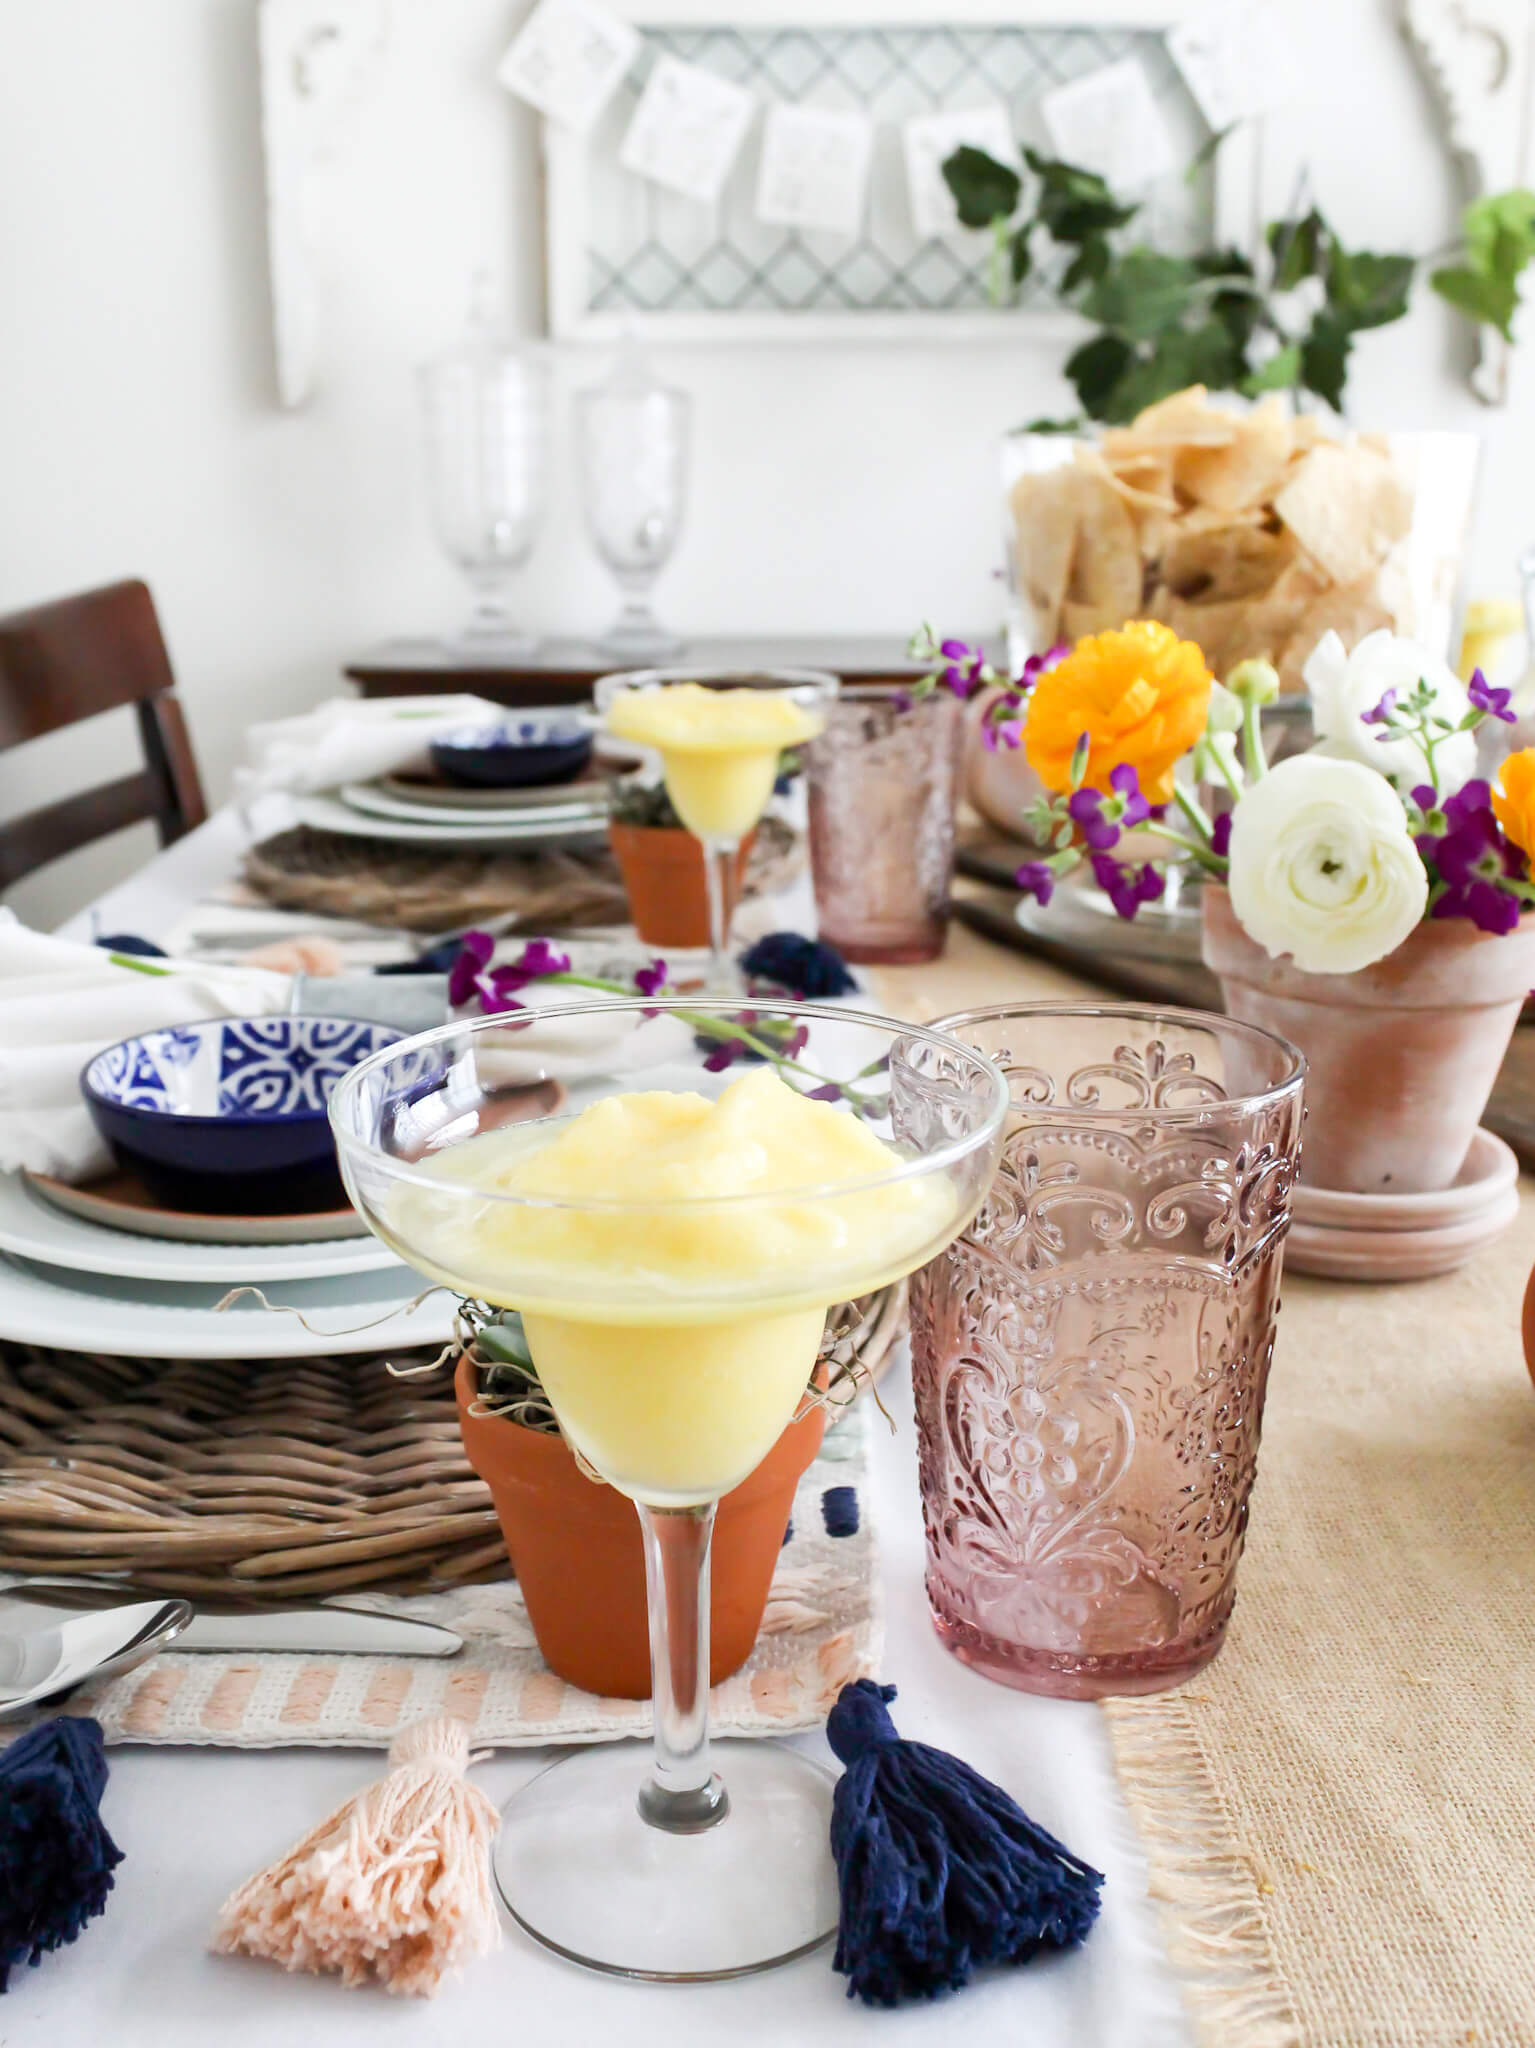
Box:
(0, 578), (207, 891)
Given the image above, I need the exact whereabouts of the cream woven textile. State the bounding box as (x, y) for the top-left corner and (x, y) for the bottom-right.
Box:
(877, 919), (1535, 2048)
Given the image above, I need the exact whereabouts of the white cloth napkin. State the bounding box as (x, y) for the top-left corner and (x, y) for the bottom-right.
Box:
(0, 912), (291, 1181)
(232, 693), (514, 800)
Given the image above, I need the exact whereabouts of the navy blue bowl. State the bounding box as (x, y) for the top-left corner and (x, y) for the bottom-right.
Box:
(430, 716), (593, 789)
(81, 1016), (405, 1215)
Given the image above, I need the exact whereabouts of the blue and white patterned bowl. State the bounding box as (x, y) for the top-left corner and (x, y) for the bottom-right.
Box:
(430, 715), (593, 789)
(82, 1016), (404, 1215)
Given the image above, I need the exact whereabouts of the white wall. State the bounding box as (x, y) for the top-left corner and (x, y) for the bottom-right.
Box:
(1, 0), (1530, 925)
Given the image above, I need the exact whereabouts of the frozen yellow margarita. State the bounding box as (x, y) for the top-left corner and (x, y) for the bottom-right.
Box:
(387, 1067), (962, 1504)
(604, 682), (824, 841)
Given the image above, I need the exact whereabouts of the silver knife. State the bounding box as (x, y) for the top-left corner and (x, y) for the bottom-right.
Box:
(175, 1606), (463, 1657)
(2, 1583), (463, 1659)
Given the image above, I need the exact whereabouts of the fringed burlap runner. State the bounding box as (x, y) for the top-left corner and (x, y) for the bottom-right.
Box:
(878, 917), (1535, 2048)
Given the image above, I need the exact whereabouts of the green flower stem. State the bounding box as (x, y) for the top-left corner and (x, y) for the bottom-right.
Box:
(1172, 784), (1216, 842)
(1240, 701), (1267, 782)
(107, 952), (172, 977)
(988, 218), (1011, 306)
(1142, 827), (1227, 877)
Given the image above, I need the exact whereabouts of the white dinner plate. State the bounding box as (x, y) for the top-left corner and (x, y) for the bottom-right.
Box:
(291, 792), (608, 849)
(0, 1172), (403, 1285)
(0, 1251), (455, 1360)
(337, 780), (610, 830)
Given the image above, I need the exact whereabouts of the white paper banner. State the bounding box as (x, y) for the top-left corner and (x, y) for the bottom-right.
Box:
(1039, 56), (1174, 192)
(755, 103), (875, 236)
(619, 53), (756, 204)
(497, 0), (640, 133)
(1167, 0), (1297, 130)
(902, 104), (1018, 241)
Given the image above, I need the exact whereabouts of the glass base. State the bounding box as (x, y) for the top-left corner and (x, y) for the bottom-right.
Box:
(596, 617), (686, 660)
(493, 1740), (839, 1980)
(931, 1607), (1231, 1700)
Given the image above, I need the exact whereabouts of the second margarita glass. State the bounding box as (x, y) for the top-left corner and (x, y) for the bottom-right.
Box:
(597, 668), (839, 988)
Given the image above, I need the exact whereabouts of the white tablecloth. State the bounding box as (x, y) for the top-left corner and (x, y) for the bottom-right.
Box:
(15, 810), (1191, 2047)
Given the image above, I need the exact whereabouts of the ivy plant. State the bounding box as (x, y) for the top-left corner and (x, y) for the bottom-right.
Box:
(942, 140), (1535, 424)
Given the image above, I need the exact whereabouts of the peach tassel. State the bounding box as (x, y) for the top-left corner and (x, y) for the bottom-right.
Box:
(211, 1715), (501, 1996)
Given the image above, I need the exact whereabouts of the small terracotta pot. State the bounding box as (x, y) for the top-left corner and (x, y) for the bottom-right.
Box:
(1202, 883), (1535, 1194)
(608, 822), (753, 949)
(455, 1353), (825, 1698)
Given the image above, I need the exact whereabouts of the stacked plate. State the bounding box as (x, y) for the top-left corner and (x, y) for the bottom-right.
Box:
(0, 1166), (454, 1359)
(289, 759), (629, 852)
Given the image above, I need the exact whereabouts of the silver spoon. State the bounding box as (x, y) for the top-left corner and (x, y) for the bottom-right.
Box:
(0, 1598), (191, 1720)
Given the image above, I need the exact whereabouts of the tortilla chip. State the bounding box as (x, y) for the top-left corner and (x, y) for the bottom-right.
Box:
(1009, 469), (1078, 645)
(1063, 467), (1141, 626)
(1148, 593), (1258, 679)
(1276, 579), (1393, 694)
(1177, 395), (1293, 513)
(1273, 443), (1412, 589)
(1106, 385), (1239, 452)
(1163, 521), (1298, 604)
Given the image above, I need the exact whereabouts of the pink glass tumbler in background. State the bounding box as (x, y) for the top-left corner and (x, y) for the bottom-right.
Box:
(898, 1004), (1305, 1700)
(806, 687), (963, 965)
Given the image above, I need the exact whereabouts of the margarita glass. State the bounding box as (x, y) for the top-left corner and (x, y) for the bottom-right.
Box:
(596, 669), (838, 989)
(330, 997), (1006, 1980)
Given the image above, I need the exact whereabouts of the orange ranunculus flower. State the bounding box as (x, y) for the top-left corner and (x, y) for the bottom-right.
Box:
(1493, 748), (1535, 858)
(1023, 620), (1213, 803)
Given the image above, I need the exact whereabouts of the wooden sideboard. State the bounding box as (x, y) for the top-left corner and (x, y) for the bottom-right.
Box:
(344, 634), (991, 705)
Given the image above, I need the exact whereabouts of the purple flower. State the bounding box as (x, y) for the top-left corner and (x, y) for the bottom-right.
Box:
(1417, 779), (1527, 932)
(1108, 763), (1151, 830)
(1210, 810), (1233, 859)
(1467, 667), (1516, 724)
(889, 689), (914, 713)
(1361, 688), (1398, 726)
(512, 938), (572, 980)
(807, 1083), (844, 1102)
(703, 1039), (746, 1073)
(1432, 880), (1521, 934)
(981, 717), (1024, 752)
(447, 929), (497, 1008)
(633, 958), (669, 997)
(1014, 861), (1055, 907)
(1090, 853), (1164, 920)
(1067, 787), (1120, 851)
(1020, 643), (1069, 688)
(938, 638), (986, 699)
(1410, 782), (1438, 812)
(782, 1024), (809, 1060)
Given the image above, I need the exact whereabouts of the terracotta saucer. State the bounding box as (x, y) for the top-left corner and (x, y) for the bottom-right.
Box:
(1286, 1128), (1521, 1281)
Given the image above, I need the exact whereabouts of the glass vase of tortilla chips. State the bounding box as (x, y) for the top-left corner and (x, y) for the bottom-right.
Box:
(1000, 388), (1478, 696)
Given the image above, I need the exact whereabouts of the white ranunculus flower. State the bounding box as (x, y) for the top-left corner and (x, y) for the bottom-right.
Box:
(1303, 627), (1476, 789)
(1226, 754), (1428, 974)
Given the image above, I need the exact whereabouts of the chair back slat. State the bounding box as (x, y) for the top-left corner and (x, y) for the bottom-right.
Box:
(0, 578), (206, 888)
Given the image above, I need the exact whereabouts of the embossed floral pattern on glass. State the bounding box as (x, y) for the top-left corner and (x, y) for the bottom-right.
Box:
(807, 688), (962, 965)
(895, 1005), (1305, 1699)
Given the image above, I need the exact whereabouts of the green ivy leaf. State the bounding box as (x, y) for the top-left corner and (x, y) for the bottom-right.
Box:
(1462, 188), (1535, 276)
(1016, 415), (1087, 434)
(1061, 233), (1113, 293)
(1100, 322), (1241, 422)
(1023, 147), (1139, 243)
(1195, 245), (1261, 357)
(1267, 206), (1329, 290)
(1430, 263), (1519, 339)
(1064, 332), (1136, 419)
(1327, 247), (1414, 331)
(1081, 249), (1199, 341)
(1011, 225), (1034, 285)
(1300, 312), (1352, 410)
(942, 144), (1022, 230)
(1240, 343), (1303, 395)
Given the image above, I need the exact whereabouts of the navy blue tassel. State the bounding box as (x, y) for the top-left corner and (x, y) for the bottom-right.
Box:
(0, 1717), (123, 1991)
(827, 1681), (1103, 2006)
(738, 933), (857, 998)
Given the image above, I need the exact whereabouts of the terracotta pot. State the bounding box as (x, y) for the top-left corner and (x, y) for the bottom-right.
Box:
(1202, 883), (1535, 1194)
(608, 822), (754, 949)
(455, 1353), (825, 1698)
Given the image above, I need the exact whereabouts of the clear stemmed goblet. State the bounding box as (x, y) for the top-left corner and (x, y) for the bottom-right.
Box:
(574, 367), (691, 659)
(330, 998), (1007, 1980)
(596, 668), (839, 990)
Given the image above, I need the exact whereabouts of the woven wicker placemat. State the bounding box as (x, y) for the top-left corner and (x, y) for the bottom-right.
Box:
(243, 816), (804, 933)
(0, 1286), (901, 1603)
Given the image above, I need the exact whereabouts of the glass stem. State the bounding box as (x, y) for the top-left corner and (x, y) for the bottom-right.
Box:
(635, 1501), (728, 1834)
(702, 838), (739, 990)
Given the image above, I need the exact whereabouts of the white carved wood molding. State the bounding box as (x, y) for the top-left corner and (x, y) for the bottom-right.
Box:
(1402, 0), (1535, 404)
(259, 0), (390, 408)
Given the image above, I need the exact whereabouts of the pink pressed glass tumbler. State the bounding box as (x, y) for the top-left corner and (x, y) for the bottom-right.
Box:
(900, 1003), (1305, 1699)
(806, 686), (963, 964)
